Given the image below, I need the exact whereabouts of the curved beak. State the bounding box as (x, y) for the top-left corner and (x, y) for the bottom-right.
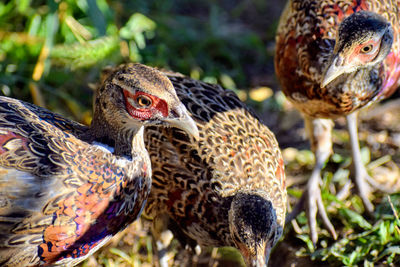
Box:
(239, 242), (271, 267)
(164, 103), (199, 139)
(321, 54), (347, 88)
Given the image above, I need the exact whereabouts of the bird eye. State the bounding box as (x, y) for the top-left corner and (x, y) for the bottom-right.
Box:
(361, 44), (373, 54)
(136, 95), (152, 107)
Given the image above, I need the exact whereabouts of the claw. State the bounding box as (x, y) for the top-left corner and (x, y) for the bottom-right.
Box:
(317, 192), (337, 240)
(354, 168), (374, 214)
(286, 117), (337, 246)
(307, 170), (320, 245)
(286, 167), (337, 246)
(307, 168), (337, 245)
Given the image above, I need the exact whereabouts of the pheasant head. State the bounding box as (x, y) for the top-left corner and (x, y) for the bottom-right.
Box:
(89, 63), (199, 154)
(322, 11), (393, 87)
(228, 192), (282, 267)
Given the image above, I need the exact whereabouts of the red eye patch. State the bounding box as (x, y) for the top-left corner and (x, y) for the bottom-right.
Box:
(123, 90), (169, 120)
(348, 39), (380, 64)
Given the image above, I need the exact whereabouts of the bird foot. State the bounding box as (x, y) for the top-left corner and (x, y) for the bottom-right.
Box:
(364, 173), (398, 194)
(306, 173), (337, 245)
(286, 171), (337, 246)
(353, 166), (374, 214)
(353, 165), (397, 214)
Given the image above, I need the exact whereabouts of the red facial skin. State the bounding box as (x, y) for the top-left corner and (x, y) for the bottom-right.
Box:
(123, 90), (169, 120)
(346, 39), (381, 65)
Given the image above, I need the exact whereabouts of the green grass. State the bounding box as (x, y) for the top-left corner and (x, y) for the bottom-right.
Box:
(282, 139), (400, 266)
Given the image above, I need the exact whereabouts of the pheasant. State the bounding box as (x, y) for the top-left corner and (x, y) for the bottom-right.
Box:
(0, 63), (198, 266)
(275, 0), (400, 244)
(144, 72), (286, 267)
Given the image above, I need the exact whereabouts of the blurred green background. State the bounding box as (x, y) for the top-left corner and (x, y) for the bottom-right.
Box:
(0, 0), (283, 124)
(1, 0), (400, 266)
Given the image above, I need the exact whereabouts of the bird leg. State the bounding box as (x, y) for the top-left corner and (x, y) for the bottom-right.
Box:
(346, 112), (374, 213)
(153, 237), (170, 267)
(287, 117), (337, 245)
(150, 214), (174, 267)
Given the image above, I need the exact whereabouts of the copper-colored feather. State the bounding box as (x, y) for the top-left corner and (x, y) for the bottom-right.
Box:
(276, 0), (400, 117)
(275, 0), (400, 244)
(0, 63), (197, 266)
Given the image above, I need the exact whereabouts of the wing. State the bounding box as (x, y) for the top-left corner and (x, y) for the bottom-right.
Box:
(0, 97), (147, 266)
(0, 97), (89, 265)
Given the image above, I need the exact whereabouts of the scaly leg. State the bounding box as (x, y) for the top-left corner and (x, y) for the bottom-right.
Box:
(346, 112), (374, 213)
(287, 116), (337, 245)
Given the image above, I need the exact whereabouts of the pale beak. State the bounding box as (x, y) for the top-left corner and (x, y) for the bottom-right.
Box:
(321, 54), (347, 88)
(241, 243), (270, 267)
(246, 255), (268, 267)
(164, 103), (199, 139)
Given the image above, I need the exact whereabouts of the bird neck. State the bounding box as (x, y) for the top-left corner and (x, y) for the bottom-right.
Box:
(85, 110), (145, 157)
(129, 126), (148, 160)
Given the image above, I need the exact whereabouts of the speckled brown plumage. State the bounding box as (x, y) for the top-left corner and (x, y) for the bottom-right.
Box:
(0, 63), (198, 266)
(144, 72), (286, 266)
(275, 0), (400, 244)
(276, 0), (400, 117)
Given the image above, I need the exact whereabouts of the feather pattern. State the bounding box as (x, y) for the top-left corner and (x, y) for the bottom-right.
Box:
(0, 63), (197, 266)
(274, 0), (400, 245)
(275, 0), (400, 118)
(144, 72), (286, 265)
(0, 98), (149, 266)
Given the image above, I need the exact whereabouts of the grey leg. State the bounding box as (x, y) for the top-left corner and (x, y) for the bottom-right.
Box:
(346, 112), (374, 213)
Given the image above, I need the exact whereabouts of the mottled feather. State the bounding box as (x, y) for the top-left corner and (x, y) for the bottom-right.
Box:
(275, 0), (400, 118)
(144, 72), (286, 266)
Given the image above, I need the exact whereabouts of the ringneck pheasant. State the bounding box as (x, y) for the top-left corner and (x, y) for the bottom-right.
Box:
(144, 72), (286, 267)
(0, 63), (198, 266)
(275, 0), (400, 244)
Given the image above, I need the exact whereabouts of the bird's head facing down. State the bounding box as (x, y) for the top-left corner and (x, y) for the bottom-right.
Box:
(94, 63), (199, 139)
(229, 192), (282, 267)
(322, 11), (393, 87)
